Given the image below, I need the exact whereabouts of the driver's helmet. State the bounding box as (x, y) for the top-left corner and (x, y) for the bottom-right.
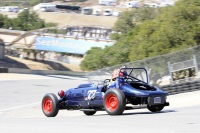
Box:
(111, 65), (127, 80)
(111, 69), (120, 80)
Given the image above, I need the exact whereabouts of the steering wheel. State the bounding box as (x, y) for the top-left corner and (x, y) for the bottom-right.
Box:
(103, 79), (110, 86)
(124, 77), (134, 82)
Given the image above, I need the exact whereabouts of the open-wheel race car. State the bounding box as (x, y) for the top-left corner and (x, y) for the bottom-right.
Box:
(42, 67), (169, 117)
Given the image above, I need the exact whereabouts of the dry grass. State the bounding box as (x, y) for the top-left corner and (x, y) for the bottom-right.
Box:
(38, 12), (118, 28)
(1, 0), (136, 28)
(1, 10), (118, 28)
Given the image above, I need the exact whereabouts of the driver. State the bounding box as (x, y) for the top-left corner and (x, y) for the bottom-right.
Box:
(108, 65), (127, 89)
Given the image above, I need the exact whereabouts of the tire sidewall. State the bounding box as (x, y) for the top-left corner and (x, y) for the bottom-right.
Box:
(147, 105), (164, 112)
(103, 88), (125, 115)
(42, 93), (59, 117)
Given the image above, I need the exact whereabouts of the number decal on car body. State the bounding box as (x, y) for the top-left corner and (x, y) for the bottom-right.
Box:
(87, 90), (97, 100)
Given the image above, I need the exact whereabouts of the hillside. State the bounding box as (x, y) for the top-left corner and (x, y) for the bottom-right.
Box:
(1, 10), (118, 28)
(0, 0), (179, 27)
(38, 12), (118, 27)
(0, 55), (82, 72)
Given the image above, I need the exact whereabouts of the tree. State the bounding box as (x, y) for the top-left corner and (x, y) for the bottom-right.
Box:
(80, 47), (106, 71)
(0, 9), (56, 30)
(13, 9), (45, 31)
(0, 14), (14, 29)
(112, 11), (135, 34)
(0, 14), (6, 27)
(129, 0), (200, 61)
(80, 0), (200, 71)
(133, 7), (160, 22)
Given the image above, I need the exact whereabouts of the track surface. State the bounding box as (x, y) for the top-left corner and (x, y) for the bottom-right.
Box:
(0, 74), (200, 133)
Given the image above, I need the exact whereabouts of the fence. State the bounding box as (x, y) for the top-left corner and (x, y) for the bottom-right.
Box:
(87, 45), (200, 86)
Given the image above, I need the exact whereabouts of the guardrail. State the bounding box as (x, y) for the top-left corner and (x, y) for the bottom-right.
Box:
(160, 80), (200, 95)
(0, 67), (8, 73)
(1, 67), (200, 95)
(0, 67), (86, 77)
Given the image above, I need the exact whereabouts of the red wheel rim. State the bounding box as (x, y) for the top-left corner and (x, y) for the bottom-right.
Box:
(105, 93), (118, 111)
(43, 97), (53, 113)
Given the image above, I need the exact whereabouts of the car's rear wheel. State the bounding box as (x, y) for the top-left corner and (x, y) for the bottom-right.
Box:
(42, 93), (59, 117)
(83, 111), (97, 116)
(103, 88), (125, 115)
(147, 104), (164, 112)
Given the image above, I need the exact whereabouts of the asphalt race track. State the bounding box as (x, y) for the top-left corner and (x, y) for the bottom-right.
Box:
(0, 74), (200, 133)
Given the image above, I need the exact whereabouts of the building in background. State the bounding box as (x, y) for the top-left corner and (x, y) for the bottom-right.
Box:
(123, 1), (140, 8)
(33, 3), (56, 12)
(103, 9), (112, 16)
(99, 0), (117, 6)
(0, 6), (19, 12)
(82, 7), (93, 15)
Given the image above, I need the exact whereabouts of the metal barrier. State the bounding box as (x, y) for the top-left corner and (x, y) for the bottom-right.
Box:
(160, 80), (200, 95)
(87, 45), (200, 86)
(0, 67), (8, 73)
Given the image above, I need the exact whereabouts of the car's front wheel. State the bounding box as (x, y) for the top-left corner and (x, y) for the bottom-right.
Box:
(147, 104), (164, 112)
(42, 93), (59, 117)
(103, 88), (125, 115)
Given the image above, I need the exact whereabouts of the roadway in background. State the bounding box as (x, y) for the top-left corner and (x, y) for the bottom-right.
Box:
(0, 74), (200, 133)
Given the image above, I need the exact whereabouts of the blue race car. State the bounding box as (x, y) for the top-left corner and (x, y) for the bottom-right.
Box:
(42, 67), (169, 117)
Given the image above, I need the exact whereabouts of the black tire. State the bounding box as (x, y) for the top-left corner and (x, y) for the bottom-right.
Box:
(147, 105), (165, 112)
(42, 93), (59, 117)
(83, 111), (97, 116)
(103, 88), (126, 115)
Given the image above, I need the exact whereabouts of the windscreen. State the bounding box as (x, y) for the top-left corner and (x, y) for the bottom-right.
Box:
(124, 68), (148, 83)
(86, 67), (148, 84)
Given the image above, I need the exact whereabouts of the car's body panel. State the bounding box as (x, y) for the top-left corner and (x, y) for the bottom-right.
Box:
(59, 78), (168, 109)
(43, 68), (169, 116)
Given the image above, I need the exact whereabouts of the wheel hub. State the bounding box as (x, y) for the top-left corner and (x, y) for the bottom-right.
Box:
(106, 94), (118, 111)
(43, 98), (53, 113)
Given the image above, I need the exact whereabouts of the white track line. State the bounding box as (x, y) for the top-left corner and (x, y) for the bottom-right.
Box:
(0, 102), (40, 112)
